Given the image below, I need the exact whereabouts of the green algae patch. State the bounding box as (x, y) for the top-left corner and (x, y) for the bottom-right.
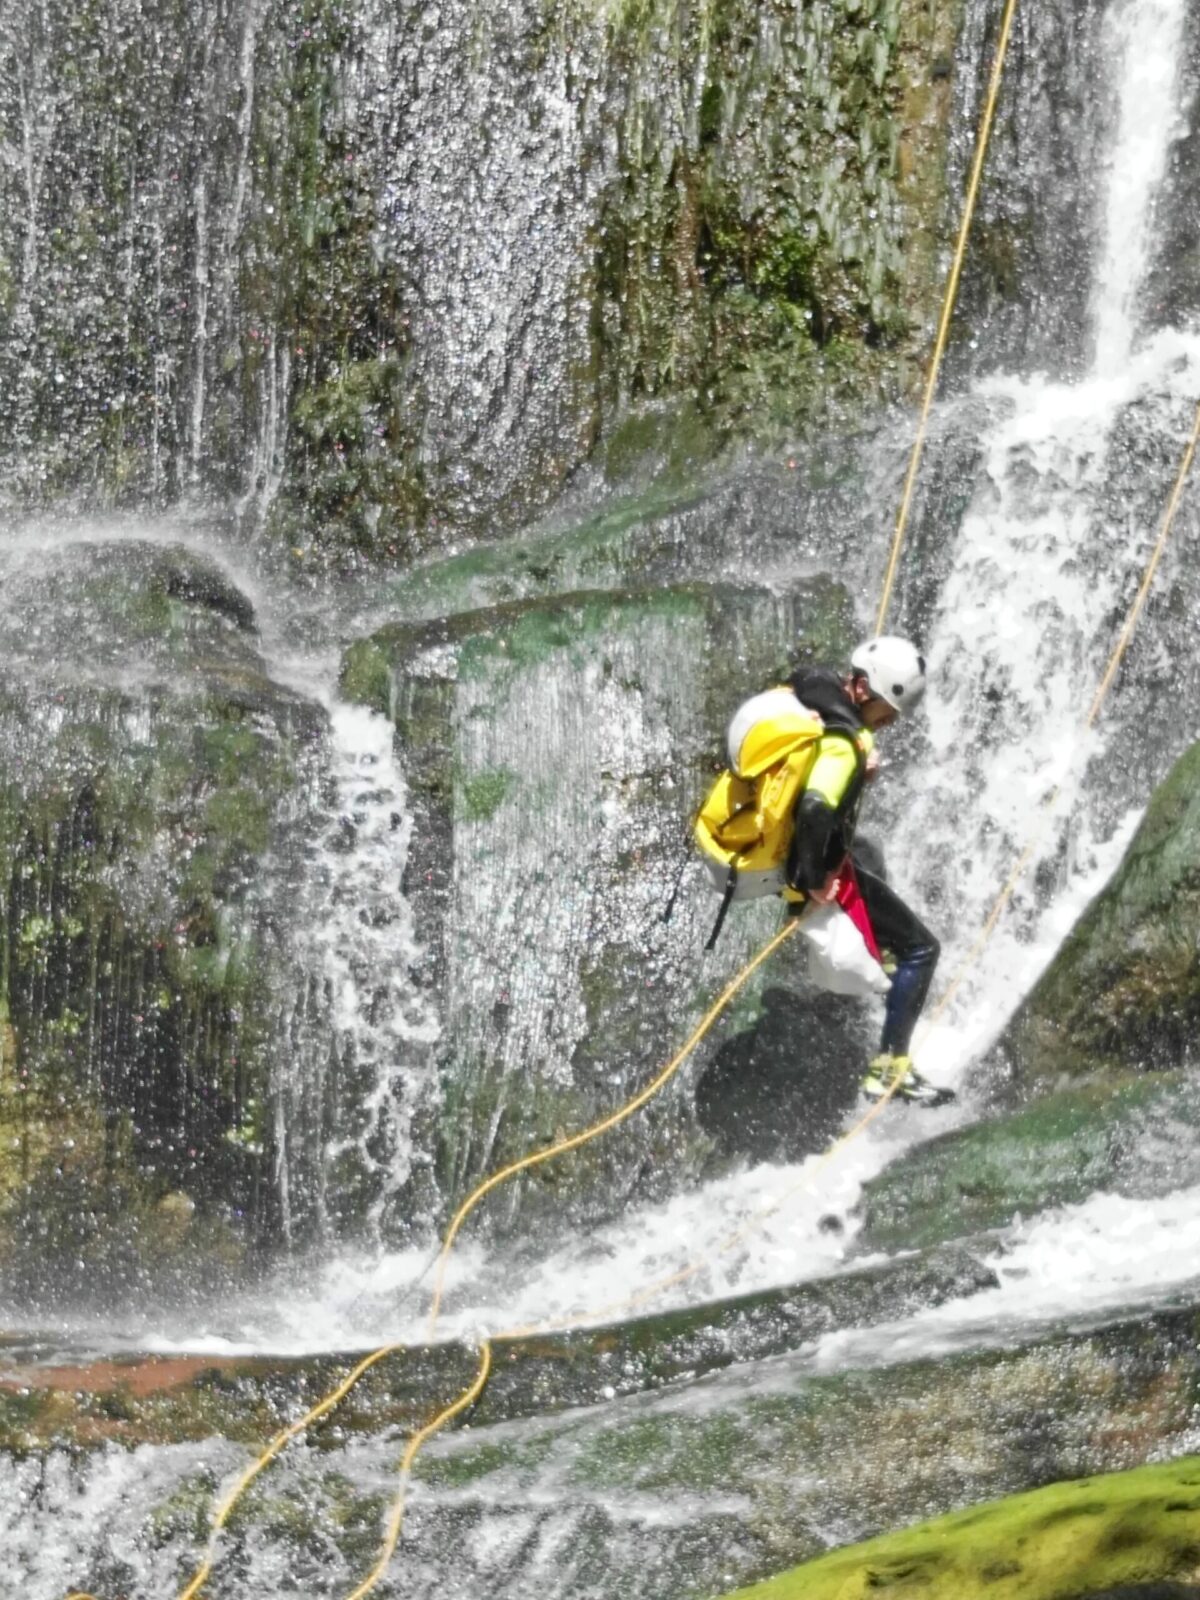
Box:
(459, 766), (517, 824)
(339, 637), (393, 716)
(1000, 741), (1200, 1088)
(855, 1071), (1200, 1254)
(717, 1454), (1200, 1599)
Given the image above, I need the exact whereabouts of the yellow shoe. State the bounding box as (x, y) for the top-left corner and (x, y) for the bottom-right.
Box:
(860, 1053), (912, 1099)
(861, 1054), (955, 1107)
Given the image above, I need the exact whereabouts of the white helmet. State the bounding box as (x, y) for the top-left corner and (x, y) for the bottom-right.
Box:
(850, 636), (927, 713)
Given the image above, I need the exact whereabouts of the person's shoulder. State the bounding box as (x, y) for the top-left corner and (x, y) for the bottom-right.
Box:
(788, 665), (862, 732)
(787, 664), (842, 700)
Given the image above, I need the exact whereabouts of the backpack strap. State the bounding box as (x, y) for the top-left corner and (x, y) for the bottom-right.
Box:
(660, 829), (691, 924)
(705, 863), (739, 950)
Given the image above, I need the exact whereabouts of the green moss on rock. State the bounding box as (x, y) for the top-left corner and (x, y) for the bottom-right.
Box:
(0, 542), (327, 1296)
(717, 1454), (1200, 1599)
(855, 1071), (1200, 1254)
(999, 742), (1200, 1089)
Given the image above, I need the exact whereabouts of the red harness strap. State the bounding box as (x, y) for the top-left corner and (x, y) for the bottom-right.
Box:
(835, 858), (882, 962)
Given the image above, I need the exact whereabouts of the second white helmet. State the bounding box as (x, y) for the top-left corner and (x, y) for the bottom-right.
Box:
(850, 636), (927, 712)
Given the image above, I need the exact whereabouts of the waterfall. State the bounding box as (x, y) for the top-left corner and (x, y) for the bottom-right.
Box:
(886, 0), (1199, 1074)
(177, 0), (1200, 1350)
(268, 695), (441, 1247)
(7, 0), (1200, 1595)
(1092, 0), (1189, 373)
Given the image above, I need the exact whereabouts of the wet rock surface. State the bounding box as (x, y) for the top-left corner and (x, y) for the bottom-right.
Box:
(343, 574), (868, 1229)
(994, 740), (1200, 1092)
(854, 1070), (1200, 1255)
(0, 1240), (997, 1451)
(16, 1301), (1200, 1600)
(0, 539), (329, 1302)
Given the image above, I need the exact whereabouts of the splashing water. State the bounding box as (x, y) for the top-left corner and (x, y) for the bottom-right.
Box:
(269, 697), (442, 1246)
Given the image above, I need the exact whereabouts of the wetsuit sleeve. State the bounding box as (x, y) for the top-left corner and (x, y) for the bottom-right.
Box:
(804, 737), (864, 807)
(786, 734), (870, 893)
(789, 791), (841, 892)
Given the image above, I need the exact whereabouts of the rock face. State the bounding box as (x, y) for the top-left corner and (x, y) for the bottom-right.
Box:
(0, 0), (962, 557)
(342, 571), (875, 1229)
(718, 1454), (1200, 1600)
(0, 538), (328, 1304)
(994, 740), (1200, 1094)
(16, 1301), (1200, 1600)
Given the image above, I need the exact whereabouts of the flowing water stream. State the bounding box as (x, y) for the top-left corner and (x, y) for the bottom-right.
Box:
(0, 0), (1192, 1379)
(3, 0), (1200, 1590)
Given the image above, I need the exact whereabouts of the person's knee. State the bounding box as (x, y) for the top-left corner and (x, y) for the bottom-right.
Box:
(902, 937), (939, 979)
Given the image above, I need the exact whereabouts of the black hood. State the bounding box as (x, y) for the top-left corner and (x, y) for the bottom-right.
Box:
(786, 666), (864, 736)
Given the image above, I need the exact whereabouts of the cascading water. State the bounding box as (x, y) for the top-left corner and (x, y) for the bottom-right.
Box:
(886, 0), (1199, 1073)
(108, 0), (1200, 1365)
(5, 0), (1200, 1593)
(323, 0), (1200, 1348)
(265, 695), (441, 1247)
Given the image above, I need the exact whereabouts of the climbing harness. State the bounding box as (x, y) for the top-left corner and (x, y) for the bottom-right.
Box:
(367, 382), (1200, 1598)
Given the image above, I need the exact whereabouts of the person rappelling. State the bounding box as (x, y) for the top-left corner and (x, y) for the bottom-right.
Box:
(695, 635), (954, 1107)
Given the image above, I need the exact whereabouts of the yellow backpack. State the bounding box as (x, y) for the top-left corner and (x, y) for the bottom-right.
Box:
(693, 688), (823, 947)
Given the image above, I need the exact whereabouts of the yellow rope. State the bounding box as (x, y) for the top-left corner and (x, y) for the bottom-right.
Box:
(82, 920), (796, 1600)
(1085, 397), (1200, 726)
(343, 1076), (911, 1591)
(876, 0), (1021, 634)
(923, 392), (1200, 1031)
(174, 1342), (402, 1600)
(341, 1341), (493, 1600)
(425, 918), (801, 1337)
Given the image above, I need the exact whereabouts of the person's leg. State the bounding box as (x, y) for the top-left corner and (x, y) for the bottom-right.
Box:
(853, 864), (939, 1057)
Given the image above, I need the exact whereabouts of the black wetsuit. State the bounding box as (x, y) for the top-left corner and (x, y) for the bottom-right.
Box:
(786, 666), (939, 1057)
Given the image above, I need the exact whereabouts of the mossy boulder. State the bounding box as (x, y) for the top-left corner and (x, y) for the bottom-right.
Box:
(342, 575), (867, 1233)
(854, 1070), (1200, 1255)
(717, 1454), (1200, 1599)
(995, 742), (1200, 1093)
(0, 540), (327, 1303)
